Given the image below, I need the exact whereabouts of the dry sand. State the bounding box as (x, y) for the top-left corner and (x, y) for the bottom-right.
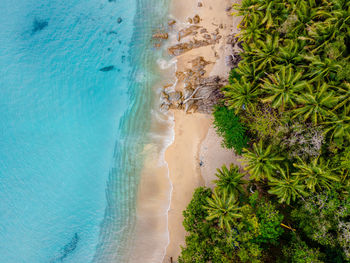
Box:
(163, 0), (241, 262)
(200, 125), (242, 188)
(164, 111), (212, 261)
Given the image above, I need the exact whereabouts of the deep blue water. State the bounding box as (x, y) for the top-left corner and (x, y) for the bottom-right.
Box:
(0, 0), (167, 262)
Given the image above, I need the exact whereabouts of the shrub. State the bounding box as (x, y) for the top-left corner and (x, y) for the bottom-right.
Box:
(213, 105), (248, 154)
(179, 187), (236, 263)
(291, 189), (350, 261)
(282, 236), (325, 263)
(244, 104), (280, 140)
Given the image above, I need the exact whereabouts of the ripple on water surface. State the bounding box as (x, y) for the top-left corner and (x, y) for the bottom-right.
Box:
(0, 0), (168, 262)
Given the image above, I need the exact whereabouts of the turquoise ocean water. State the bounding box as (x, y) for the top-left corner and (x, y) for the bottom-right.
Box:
(0, 0), (169, 262)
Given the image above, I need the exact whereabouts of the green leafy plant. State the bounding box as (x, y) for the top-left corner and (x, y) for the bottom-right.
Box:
(213, 105), (248, 154)
(214, 164), (246, 197)
(268, 166), (308, 205)
(242, 140), (284, 181)
(204, 189), (242, 231)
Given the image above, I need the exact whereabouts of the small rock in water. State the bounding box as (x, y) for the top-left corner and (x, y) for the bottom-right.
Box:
(32, 18), (48, 34)
(117, 17), (123, 24)
(198, 2), (203, 7)
(99, 65), (115, 72)
(187, 18), (193, 24)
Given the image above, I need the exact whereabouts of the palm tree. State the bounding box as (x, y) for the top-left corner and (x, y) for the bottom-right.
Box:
(234, 61), (263, 85)
(260, 1), (278, 29)
(304, 55), (342, 80)
(323, 105), (350, 144)
(246, 34), (280, 71)
(333, 82), (350, 111)
(204, 189), (242, 231)
(261, 66), (308, 111)
(292, 157), (340, 192)
(242, 140), (284, 181)
(223, 78), (259, 114)
(237, 13), (265, 43)
(292, 82), (338, 125)
(276, 39), (305, 65)
(214, 164), (246, 197)
(268, 167), (308, 205)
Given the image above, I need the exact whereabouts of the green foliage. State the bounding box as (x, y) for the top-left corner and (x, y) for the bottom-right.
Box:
(179, 186), (285, 263)
(253, 199), (284, 244)
(214, 164), (246, 197)
(292, 82), (338, 125)
(282, 236), (325, 263)
(183, 0), (350, 261)
(268, 167), (308, 205)
(244, 104), (280, 140)
(223, 79), (259, 114)
(292, 189), (350, 261)
(292, 157), (340, 192)
(261, 66), (307, 111)
(182, 187), (212, 233)
(213, 105), (248, 154)
(179, 187), (236, 263)
(204, 189), (242, 231)
(242, 140), (284, 181)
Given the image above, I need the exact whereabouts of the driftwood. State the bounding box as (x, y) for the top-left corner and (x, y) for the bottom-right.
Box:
(182, 75), (226, 113)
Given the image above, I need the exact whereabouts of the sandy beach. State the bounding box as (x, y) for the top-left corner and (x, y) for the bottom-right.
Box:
(163, 0), (240, 261)
(130, 0), (241, 262)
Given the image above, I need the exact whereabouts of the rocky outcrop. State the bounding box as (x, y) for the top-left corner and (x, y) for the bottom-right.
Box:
(160, 11), (239, 113)
(160, 56), (227, 113)
(168, 37), (221, 56)
(177, 25), (201, 41)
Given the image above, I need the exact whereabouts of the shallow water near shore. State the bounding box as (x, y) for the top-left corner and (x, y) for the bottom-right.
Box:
(0, 0), (169, 262)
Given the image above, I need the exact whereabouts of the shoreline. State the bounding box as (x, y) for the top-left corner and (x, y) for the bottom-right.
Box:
(163, 0), (238, 261)
(130, 0), (241, 262)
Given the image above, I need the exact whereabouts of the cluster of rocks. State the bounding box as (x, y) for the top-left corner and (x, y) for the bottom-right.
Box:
(168, 26), (223, 56)
(187, 14), (201, 24)
(160, 57), (227, 113)
(157, 9), (241, 114)
(151, 19), (178, 48)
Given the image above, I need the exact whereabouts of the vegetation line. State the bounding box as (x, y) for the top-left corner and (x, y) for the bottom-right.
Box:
(178, 0), (350, 262)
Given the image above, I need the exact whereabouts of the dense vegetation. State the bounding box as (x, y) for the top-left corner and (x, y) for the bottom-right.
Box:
(179, 0), (350, 262)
